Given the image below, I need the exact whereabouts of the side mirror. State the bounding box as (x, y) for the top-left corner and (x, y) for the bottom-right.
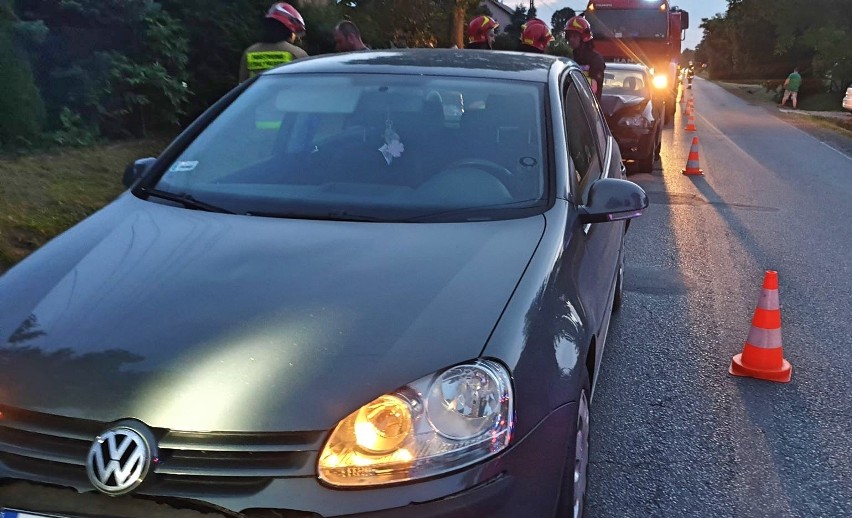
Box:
(578, 178), (649, 224)
(681, 11), (690, 30)
(123, 157), (157, 188)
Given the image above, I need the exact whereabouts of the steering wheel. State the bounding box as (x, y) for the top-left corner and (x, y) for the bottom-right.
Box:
(442, 158), (514, 182)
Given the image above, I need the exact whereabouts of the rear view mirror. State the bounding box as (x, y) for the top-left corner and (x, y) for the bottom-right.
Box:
(123, 157), (157, 188)
(681, 11), (690, 30)
(578, 178), (648, 224)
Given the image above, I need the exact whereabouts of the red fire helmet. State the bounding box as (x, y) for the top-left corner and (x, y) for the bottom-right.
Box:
(521, 19), (554, 52)
(266, 3), (306, 35)
(468, 15), (500, 44)
(565, 16), (593, 42)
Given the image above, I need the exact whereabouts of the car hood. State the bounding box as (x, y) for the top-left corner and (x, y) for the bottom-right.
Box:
(0, 195), (544, 432)
(599, 94), (649, 118)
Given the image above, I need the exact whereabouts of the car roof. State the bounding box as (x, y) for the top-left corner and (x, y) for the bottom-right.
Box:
(604, 62), (649, 73)
(267, 49), (573, 83)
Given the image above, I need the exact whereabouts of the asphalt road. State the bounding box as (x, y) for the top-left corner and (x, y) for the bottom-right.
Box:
(587, 77), (852, 517)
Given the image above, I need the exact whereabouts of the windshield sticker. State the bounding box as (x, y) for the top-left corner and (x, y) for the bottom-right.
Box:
(170, 161), (199, 173)
(378, 118), (404, 166)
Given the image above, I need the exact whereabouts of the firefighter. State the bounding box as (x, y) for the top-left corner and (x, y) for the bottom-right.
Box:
(686, 60), (695, 88)
(466, 15), (499, 50)
(519, 19), (554, 54)
(239, 2), (308, 83)
(565, 16), (606, 100)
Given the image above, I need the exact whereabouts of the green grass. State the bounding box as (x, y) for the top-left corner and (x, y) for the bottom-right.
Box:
(717, 81), (779, 104)
(716, 80), (847, 111)
(0, 138), (168, 273)
(797, 92), (846, 111)
(716, 80), (852, 133)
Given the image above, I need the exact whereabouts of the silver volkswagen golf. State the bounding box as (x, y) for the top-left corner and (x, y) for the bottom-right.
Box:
(0, 49), (647, 517)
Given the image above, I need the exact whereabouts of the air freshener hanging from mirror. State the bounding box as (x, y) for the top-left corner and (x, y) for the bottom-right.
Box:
(379, 117), (405, 166)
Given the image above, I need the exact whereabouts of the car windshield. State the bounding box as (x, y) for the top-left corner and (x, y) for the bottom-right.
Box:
(586, 9), (669, 40)
(603, 69), (649, 97)
(153, 74), (549, 222)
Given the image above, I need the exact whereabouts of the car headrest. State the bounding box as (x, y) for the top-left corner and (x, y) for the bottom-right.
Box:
(622, 77), (639, 91)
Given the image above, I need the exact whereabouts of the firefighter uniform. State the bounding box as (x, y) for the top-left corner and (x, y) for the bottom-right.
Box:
(239, 41), (308, 82)
(574, 45), (606, 101)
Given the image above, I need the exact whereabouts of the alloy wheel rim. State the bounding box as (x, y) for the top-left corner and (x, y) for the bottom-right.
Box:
(573, 390), (590, 518)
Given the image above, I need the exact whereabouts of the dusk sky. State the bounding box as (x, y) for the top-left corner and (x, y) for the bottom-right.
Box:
(531, 0), (730, 50)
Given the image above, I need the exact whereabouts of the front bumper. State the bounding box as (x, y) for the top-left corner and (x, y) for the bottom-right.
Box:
(0, 404), (575, 517)
(611, 125), (656, 161)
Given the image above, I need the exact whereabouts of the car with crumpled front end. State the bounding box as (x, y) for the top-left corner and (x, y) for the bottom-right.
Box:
(600, 63), (664, 174)
(0, 49), (647, 518)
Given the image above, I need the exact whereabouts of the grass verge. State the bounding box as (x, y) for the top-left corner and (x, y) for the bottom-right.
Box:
(716, 81), (852, 133)
(0, 138), (168, 274)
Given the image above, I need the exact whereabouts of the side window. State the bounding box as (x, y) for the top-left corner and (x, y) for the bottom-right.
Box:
(563, 79), (603, 199)
(572, 71), (609, 157)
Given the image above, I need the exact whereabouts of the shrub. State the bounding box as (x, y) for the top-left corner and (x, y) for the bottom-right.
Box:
(0, 19), (45, 150)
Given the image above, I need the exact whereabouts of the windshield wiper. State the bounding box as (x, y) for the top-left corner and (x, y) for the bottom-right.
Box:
(406, 199), (543, 222)
(245, 210), (387, 222)
(137, 187), (235, 214)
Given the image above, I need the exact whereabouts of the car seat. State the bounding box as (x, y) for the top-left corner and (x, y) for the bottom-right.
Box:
(622, 76), (639, 91)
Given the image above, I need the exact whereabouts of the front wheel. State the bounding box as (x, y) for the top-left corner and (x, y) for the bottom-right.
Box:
(636, 149), (655, 174)
(654, 128), (662, 161)
(613, 263), (624, 312)
(555, 372), (592, 518)
(665, 99), (676, 124)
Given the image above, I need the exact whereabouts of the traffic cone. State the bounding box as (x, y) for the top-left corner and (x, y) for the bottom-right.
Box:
(730, 271), (792, 383)
(684, 113), (697, 132)
(681, 136), (703, 175)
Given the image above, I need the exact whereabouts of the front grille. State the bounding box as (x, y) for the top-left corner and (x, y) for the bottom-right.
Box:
(0, 404), (325, 497)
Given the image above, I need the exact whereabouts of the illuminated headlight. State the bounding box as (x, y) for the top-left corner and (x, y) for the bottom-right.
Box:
(619, 115), (650, 128)
(318, 359), (513, 487)
(652, 74), (669, 89)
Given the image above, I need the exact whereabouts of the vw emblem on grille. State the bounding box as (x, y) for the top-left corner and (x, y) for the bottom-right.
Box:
(86, 425), (152, 495)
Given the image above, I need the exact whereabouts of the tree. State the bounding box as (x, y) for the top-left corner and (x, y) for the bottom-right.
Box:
(696, 14), (735, 78)
(694, 0), (851, 86)
(550, 7), (575, 37)
(451, 0), (480, 48)
(504, 5), (527, 40)
(681, 48), (696, 66)
(342, 0), (448, 48)
(14, 0), (190, 137)
(0, 16), (45, 148)
(158, 0), (272, 120)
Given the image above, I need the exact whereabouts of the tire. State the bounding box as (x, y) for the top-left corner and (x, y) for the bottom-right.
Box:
(654, 131), (662, 161)
(636, 149), (654, 174)
(665, 99), (676, 124)
(612, 263), (624, 312)
(555, 371), (592, 518)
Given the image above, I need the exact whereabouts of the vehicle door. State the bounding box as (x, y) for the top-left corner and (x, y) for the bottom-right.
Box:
(562, 70), (624, 336)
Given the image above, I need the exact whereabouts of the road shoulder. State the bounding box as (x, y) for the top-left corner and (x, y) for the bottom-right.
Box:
(714, 80), (852, 159)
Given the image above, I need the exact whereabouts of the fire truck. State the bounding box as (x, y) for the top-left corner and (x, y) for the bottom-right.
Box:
(583, 0), (689, 122)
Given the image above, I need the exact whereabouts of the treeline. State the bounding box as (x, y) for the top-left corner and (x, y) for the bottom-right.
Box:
(696, 0), (851, 91)
(2, 0), (529, 151)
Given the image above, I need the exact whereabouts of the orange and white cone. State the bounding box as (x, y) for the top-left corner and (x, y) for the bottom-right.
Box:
(684, 113), (697, 132)
(729, 271), (792, 383)
(681, 136), (703, 175)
